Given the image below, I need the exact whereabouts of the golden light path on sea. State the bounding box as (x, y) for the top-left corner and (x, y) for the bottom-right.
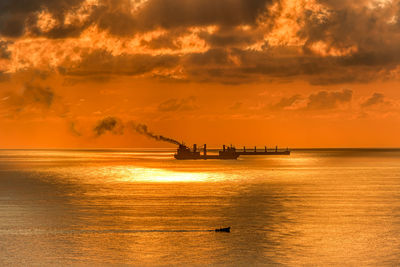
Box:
(110, 166), (217, 183)
(52, 164), (234, 183)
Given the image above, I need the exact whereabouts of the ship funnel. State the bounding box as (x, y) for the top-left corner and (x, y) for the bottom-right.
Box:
(204, 144), (207, 156)
(193, 144), (197, 152)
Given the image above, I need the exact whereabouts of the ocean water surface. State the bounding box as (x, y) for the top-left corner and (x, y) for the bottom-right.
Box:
(1, 148), (400, 266)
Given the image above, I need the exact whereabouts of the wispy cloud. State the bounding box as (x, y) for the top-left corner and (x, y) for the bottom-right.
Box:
(305, 89), (352, 110)
(361, 93), (385, 108)
(158, 96), (198, 112)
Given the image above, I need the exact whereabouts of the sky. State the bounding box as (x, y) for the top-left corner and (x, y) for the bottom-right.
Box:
(0, 0), (400, 148)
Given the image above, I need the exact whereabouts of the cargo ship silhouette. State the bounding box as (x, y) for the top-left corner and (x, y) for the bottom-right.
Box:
(174, 144), (290, 160)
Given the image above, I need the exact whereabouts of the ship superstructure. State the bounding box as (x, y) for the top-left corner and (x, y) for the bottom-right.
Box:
(174, 144), (239, 160)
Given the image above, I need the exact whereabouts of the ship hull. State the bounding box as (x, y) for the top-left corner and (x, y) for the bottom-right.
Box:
(174, 154), (239, 160)
(173, 144), (290, 160)
(237, 151), (290, 156)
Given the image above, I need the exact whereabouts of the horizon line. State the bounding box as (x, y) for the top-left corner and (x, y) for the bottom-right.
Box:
(1, 147), (400, 150)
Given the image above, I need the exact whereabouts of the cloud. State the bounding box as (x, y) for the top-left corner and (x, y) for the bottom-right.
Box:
(3, 83), (55, 114)
(61, 49), (180, 77)
(271, 94), (301, 110)
(361, 92), (385, 108)
(1, 0), (400, 85)
(0, 79), (82, 136)
(299, 0), (400, 70)
(198, 27), (261, 48)
(0, 0), (86, 37)
(229, 102), (243, 110)
(305, 89), (352, 110)
(158, 96), (198, 112)
(263, 89), (355, 113)
(140, 32), (180, 50)
(132, 0), (275, 31)
(0, 40), (11, 59)
(182, 48), (381, 85)
(0, 0), (275, 38)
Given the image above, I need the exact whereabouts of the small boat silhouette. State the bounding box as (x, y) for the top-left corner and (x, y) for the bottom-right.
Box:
(215, 227), (230, 232)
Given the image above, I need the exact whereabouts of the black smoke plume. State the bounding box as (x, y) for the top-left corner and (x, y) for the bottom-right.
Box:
(128, 122), (181, 145)
(93, 117), (181, 145)
(93, 116), (124, 136)
(69, 121), (82, 136)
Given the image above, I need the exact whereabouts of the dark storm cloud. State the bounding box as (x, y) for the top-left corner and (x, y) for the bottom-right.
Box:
(158, 96), (198, 112)
(0, 0), (276, 37)
(182, 49), (329, 84)
(300, 0), (400, 69)
(361, 92), (385, 108)
(188, 48), (337, 78)
(186, 49), (231, 66)
(62, 50), (180, 76)
(3, 0), (400, 85)
(182, 45), (400, 85)
(134, 0), (275, 30)
(32, 23), (91, 39)
(90, 1), (137, 36)
(300, 2), (376, 51)
(0, 0), (86, 37)
(182, 48), (257, 84)
(140, 33), (180, 50)
(0, 40), (11, 59)
(198, 26), (262, 48)
(305, 89), (352, 110)
(0, 0), (83, 14)
(80, 0), (278, 37)
(137, 0), (400, 84)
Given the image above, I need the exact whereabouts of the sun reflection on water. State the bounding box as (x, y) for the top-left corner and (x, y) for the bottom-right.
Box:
(112, 166), (218, 183)
(61, 165), (234, 183)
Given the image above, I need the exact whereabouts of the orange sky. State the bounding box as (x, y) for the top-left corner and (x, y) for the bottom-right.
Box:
(1, 0), (400, 148)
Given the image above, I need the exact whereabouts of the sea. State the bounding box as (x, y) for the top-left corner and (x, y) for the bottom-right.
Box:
(1, 148), (400, 266)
